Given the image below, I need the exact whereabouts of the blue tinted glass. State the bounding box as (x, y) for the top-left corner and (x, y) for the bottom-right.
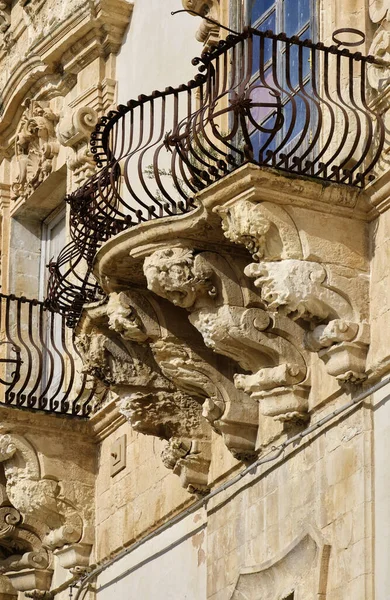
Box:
(282, 81), (313, 141)
(252, 12), (275, 74)
(285, 43), (311, 89)
(258, 10), (276, 33)
(251, 0), (275, 24)
(247, 69), (277, 133)
(284, 0), (310, 37)
(300, 25), (311, 40)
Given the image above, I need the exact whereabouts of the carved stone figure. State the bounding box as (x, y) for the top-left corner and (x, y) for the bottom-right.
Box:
(77, 302), (212, 492)
(11, 100), (59, 202)
(214, 198), (370, 385)
(144, 247), (311, 421)
(215, 199), (303, 261)
(106, 292), (148, 342)
(144, 246), (216, 308)
(0, 433), (92, 594)
(245, 260), (352, 321)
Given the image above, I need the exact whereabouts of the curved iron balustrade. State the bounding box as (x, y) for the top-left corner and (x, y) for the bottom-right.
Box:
(47, 27), (387, 326)
(0, 293), (106, 415)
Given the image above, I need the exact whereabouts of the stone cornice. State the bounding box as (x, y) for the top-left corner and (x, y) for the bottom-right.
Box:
(196, 164), (369, 219)
(0, 0), (132, 140)
(94, 164), (370, 289)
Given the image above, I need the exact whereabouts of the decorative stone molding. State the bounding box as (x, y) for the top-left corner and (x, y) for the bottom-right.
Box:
(230, 529), (331, 599)
(213, 198), (370, 385)
(245, 260), (369, 383)
(57, 106), (99, 187)
(150, 336), (258, 459)
(68, 148), (96, 187)
(0, 0), (132, 148)
(77, 302), (213, 493)
(11, 100), (60, 202)
(182, 0), (220, 47)
(119, 390), (211, 494)
(0, 433), (92, 594)
(368, 27), (390, 92)
(0, 1), (11, 50)
(57, 107), (98, 148)
(144, 247), (311, 422)
(91, 162), (371, 452)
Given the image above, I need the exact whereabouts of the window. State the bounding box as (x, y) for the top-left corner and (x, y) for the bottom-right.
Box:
(39, 206), (66, 403)
(39, 206), (66, 301)
(249, 0), (314, 38)
(245, 0), (317, 166)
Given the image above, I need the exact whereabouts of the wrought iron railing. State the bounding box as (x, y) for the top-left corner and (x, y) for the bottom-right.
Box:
(0, 293), (105, 415)
(47, 27), (387, 326)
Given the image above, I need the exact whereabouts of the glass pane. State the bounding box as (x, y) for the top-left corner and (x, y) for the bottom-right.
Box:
(251, 0), (275, 24)
(287, 42), (311, 89)
(258, 9), (276, 33)
(248, 68), (279, 133)
(251, 12), (276, 75)
(284, 0), (311, 37)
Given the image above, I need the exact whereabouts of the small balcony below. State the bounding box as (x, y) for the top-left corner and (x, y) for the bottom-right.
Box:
(0, 293), (104, 416)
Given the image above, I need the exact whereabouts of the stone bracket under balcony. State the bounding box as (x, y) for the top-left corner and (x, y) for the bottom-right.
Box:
(81, 163), (370, 489)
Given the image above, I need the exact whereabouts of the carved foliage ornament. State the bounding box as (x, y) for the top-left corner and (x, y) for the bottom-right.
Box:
(214, 199), (370, 384)
(12, 100), (59, 202)
(0, 433), (89, 592)
(144, 246), (311, 422)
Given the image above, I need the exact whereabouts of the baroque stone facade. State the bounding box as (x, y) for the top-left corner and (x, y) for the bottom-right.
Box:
(0, 0), (389, 599)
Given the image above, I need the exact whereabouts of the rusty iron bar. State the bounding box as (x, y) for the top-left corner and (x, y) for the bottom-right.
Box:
(0, 292), (106, 415)
(46, 27), (387, 326)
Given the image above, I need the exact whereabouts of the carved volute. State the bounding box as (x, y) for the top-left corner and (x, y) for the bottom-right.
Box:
(86, 163), (371, 484)
(0, 432), (93, 595)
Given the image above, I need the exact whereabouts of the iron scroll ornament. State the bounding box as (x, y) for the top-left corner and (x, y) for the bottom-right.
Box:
(331, 28), (366, 48)
(0, 341), (22, 387)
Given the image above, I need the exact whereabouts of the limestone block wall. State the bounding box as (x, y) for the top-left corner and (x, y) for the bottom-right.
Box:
(89, 385), (374, 600)
(93, 414), (191, 563)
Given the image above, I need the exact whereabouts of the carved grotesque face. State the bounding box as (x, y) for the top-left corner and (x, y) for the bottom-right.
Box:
(245, 259), (327, 319)
(144, 247), (200, 308)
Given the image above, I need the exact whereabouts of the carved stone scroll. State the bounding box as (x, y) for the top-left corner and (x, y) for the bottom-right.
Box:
(0, 433), (92, 594)
(213, 199), (370, 385)
(57, 106), (99, 187)
(144, 247), (311, 422)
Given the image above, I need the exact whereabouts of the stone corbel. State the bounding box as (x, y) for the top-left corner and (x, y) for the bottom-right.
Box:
(143, 246), (311, 422)
(215, 198), (370, 385)
(57, 106), (99, 187)
(104, 290), (260, 459)
(77, 300), (212, 493)
(182, 0), (220, 47)
(0, 434), (92, 595)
